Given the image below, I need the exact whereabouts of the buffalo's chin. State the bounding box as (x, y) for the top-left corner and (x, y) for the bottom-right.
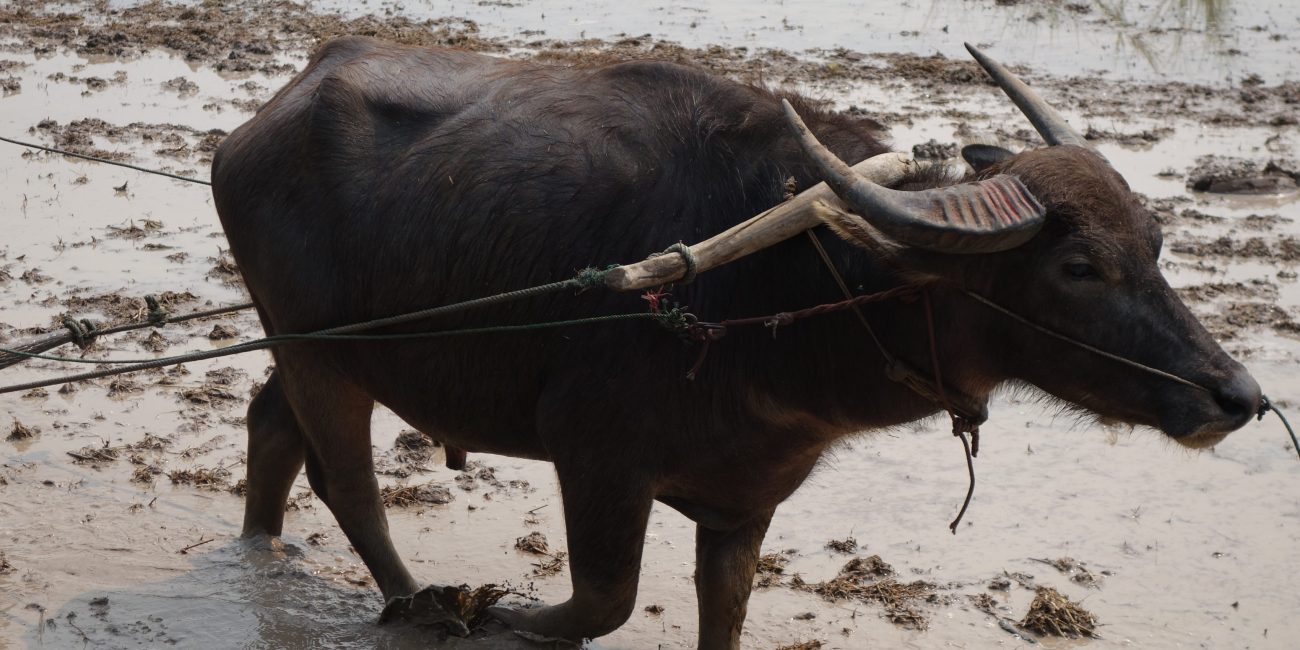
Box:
(1159, 408), (1250, 448)
(1169, 427), (1233, 449)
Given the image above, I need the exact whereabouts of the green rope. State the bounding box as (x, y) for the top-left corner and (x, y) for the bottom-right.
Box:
(0, 266), (659, 395)
(0, 135), (211, 186)
(314, 266), (616, 335)
(0, 313), (667, 395)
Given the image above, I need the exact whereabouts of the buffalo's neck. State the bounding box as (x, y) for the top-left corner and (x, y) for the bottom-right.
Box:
(697, 233), (1003, 440)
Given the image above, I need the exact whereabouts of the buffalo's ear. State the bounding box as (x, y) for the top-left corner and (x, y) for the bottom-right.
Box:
(962, 144), (1014, 173)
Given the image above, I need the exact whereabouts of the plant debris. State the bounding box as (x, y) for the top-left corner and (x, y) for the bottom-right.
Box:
(1020, 586), (1099, 638)
(131, 465), (162, 484)
(68, 442), (122, 463)
(514, 531), (550, 555)
(124, 434), (171, 451)
(380, 482), (454, 507)
(756, 551), (793, 588)
(531, 552), (567, 577)
(795, 556), (930, 629)
(167, 465), (232, 491)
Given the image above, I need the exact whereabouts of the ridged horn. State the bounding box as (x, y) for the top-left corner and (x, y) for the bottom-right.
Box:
(782, 99), (1046, 254)
(964, 43), (1091, 149)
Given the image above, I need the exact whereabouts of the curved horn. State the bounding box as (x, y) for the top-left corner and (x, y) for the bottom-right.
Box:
(782, 99), (1045, 254)
(964, 43), (1091, 149)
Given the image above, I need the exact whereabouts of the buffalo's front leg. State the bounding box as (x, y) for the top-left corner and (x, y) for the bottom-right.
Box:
(490, 457), (653, 641)
(695, 509), (775, 650)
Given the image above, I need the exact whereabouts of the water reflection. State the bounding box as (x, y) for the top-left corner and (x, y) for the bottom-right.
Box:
(944, 0), (1287, 81)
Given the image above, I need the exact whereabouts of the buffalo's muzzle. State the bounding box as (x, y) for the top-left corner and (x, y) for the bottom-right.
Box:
(1172, 368), (1261, 448)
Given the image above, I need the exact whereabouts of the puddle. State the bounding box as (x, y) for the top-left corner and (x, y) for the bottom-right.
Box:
(2, 0), (1299, 648)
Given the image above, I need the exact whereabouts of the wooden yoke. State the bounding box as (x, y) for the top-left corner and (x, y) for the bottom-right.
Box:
(604, 152), (926, 292)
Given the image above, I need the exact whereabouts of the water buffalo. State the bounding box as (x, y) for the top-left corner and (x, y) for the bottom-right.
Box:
(211, 36), (1261, 647)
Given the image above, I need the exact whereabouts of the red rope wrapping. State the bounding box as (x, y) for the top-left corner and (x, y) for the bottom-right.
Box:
(673, 285), (920, 380)
(703, 284), (920, 332)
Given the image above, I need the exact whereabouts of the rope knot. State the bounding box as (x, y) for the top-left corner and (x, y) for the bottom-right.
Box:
(572, 265), (618, 291)
(764, 312), (795, 335)
(649, 243), (697, 285)
(144, 295), (168, 326)
(62, 318), (99, 350)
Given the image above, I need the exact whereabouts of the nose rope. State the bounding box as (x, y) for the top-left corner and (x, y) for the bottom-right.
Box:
(964, 289), (1299, 459)
(961, 290), (1210, 393)
(1258, 397), (1300, 460)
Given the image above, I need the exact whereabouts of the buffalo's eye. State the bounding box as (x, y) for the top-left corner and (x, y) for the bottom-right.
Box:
(1063, 261), (1099, 280)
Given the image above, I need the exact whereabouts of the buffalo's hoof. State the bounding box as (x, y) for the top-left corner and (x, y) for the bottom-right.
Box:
(486, 605), (582, 646)
(380, 586), (472, 637)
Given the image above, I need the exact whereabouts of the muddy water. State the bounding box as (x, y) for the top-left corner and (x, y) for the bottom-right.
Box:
(2, 1), (1300, 648)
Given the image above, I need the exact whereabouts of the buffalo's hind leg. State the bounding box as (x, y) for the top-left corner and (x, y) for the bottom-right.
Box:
(271, 357), (421, 602)
(490, 456), (654, 642)
(241, 371), (306, 537)
(695, 510), (775, 650)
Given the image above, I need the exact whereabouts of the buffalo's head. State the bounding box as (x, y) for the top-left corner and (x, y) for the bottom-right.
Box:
(784, 44), (1260, 447)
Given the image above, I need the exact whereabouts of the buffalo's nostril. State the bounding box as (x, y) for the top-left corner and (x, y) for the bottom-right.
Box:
(1212, 372), (1262, 424)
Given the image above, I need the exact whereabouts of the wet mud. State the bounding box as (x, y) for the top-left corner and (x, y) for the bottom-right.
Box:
(2, 0), (1300, 648)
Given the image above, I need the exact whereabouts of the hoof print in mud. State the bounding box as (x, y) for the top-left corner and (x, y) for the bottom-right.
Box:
(379, 583), (510, 637)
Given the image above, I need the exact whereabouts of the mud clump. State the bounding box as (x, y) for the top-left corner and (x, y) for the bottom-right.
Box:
(8, 418), (39, 440)
(139, 330), (168, 352)
(1186, 156), (1299, 195)
(380, 482), (454, 507)
(207, 251), (243, 287)
(60, 290), (199, 326)
(106, 218), (163, 240)
(0, 1), (497, 70)
(379, 583), (511, 635)
(395, 430), (435, 451)
(912, 139), (958, 160)
(1084, 124), (1172, 146)
(1170, 235), (1300, 263)
(179, 367), (248, 408)
(775, 641), (823, 650)
(1178, 280), (1278, 304)
(1020, 586), (1098, 638)
(1032, 556), (1104, 589)
(207, 324), (238, 340)
(824, 537), (858, 554)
